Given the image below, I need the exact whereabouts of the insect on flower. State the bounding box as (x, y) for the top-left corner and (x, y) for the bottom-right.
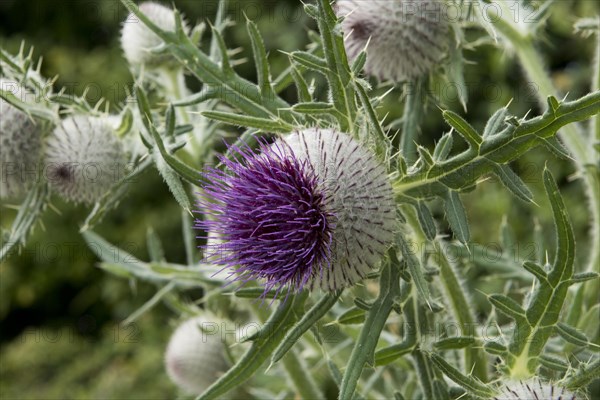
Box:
(195, 128), (396, 297)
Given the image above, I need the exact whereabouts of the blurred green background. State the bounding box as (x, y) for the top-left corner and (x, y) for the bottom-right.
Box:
(0, 0), (598, 398)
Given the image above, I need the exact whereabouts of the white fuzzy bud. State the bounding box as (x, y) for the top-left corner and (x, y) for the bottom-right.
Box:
(282, 128), (396, 291)
(336, 0), (449, 82)
(121, 1), (186, 68)
(0, 79), (42, 199)
(44, 115), (126, 204)
(495, 379), (576, 400)
(164, 316), (231, 395)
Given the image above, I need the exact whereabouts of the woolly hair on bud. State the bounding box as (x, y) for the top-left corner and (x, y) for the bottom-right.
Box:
(164, 316), (231, 395)
(0, 79), (43, 199)
(494, 379), (577, 400)
(120, 1), (187, 68)
(196, 128), (396, 295)
(336, 0), (449, 82)
(44, 115), (126, 204)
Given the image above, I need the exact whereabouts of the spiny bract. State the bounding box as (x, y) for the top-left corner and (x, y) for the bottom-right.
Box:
(121, 1), (185, 68)
(196, 128), (396, 296)
(336, 0), (449, 82)
(0, 79), (42, 199)
(494, 379), (577, 400)
(44, 115), (126, 204)
(164, 316), (230, 395)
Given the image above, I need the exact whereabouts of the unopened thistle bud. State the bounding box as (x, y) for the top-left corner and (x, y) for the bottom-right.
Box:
(336, 0), (449, 82)
(494, 379), (576, 400)
(121, 1), (186, 68)
(44, 115), (125, 204)
(164, 316), (230, 395)
(0, 79), (42, 199)
(196, 128), (396, 296)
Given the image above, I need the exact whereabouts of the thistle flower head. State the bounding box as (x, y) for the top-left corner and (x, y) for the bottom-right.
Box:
(494, 379), (576, 400)
(196, 128), (396, 295)
(44, 115), (126, 204)
(164, 316), (230, 395)
(0, 79), (42, 198)
(121, 1), (185, 68)
(336, 0), (449, 82)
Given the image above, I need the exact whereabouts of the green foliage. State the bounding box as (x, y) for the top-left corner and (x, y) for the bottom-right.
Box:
(2, 0), (599, 399)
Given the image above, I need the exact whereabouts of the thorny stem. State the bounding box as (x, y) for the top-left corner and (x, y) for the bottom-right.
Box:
(400, 76), (427, 164)
(403, 206), (488, 382)
(489, 6), (600, 306)
(252, 304), (324, 400)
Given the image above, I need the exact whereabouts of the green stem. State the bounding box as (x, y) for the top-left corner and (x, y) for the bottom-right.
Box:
(252, 304), (324, 400)
(392, 91), (600, 197)
(339, 259), (401, 399)
(281, 350), (324, 400)
(400, 77), (427, 164)
(403, 207), (488, 382)
(490, 7), (600, 300)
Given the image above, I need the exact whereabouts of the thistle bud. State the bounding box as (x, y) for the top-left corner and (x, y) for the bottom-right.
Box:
(44, 115), (125, 204)
(164, 316), (230, 395)
(0, 79), (42, 199)
(196, 128), (396, 296)
(121, 1), (186, 68)
(336, 0), (449, 82)
(495, 379), (576, 400)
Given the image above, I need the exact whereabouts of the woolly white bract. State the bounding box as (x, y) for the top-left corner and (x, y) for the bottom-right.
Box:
(121, 1), (185, 68)
(282, 128), (397, 290)
(494, 379), (577, 400)
(164, 316), (230, 395)
(0, 79), (42, 199)
(336, 0), (449, 82)
(44, 115), (125, 204)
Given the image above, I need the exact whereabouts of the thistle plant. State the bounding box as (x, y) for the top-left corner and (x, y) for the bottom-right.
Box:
(1, 1), (600, 399)
(0, 79), (43, 199)
(165, 316), (231, 396)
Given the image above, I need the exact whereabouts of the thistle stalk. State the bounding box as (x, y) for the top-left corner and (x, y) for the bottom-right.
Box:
(488, 5), (600, 300)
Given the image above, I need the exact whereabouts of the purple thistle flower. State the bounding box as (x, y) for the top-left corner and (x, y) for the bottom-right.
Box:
(195, 128), (396, 295)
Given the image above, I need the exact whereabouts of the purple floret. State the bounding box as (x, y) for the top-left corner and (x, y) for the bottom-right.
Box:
(195, 139), (335, 297)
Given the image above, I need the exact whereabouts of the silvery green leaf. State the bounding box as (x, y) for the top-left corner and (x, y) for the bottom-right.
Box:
(489, 294), (527, 321)
(0, 183), (49, 261)
(442, 110), (482, 150)
(494, 164), (534, 203)
(292, 102), (335, 114)
(483, 104), (509, 137)
(433, 131), (454, 161)
(336, 306), (365, 325)
(483, 341), (507, 356)
(153, 152), (192, 213)
(202, 110), (294, 133)
(556, 322), (590, 348)
(246, 18), (275, 99)
(429, 353), (495, 398)
(443, 190), (470, 244)
(539, 354), (569, 372)
(414, 202), (436, 241)
(197, 293), (306, 400)
(290, 51), (329, 75)
(433, 337), (476, 350)
(271, 291), (341, 364)
(339, 261), (400, 398)
(397, 234), (431, 304)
